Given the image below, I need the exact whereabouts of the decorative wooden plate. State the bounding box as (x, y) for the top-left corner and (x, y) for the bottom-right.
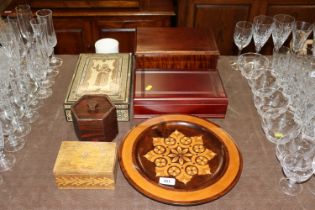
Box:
(119, 115), (242, 205)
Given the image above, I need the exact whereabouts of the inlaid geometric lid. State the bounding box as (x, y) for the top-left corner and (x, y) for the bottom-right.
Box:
(53, 141), (116, 175)
(65, 53), (132, 104)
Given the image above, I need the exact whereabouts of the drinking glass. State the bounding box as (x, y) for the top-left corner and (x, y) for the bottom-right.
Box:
(0, 122), (16, 172)
(262, 109), (300, 144)
(253, 15), (274, 53)
(254, 89), (289, 119)
(291, 21), (312, 54)
(272, 14), (295, 52)
(249, 68), (278, 95)
(29, 18), (53, 99)
(237, 52), (269, 80)
(302, 115), (315, 140)
(272, 46), (291, 86)
(36, 9), (62, 69)
(15, 4), (33, 47)
(276, 135), (315, 168)
(232, 21), (253, 70)
(280, 153), (313, 196)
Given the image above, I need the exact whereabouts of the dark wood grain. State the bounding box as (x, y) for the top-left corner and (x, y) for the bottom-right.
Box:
(119, 114), (242, 205)
(53, 18), (93, 54)
(5, 0), (175, 54)
(178, 0), (315, 55)
(94, 17), (172, 53)
(29, 0), (142, 9)
(133, 70), (228, 118)
(71, 94), (118, 142)
(135, 27), (220, 69)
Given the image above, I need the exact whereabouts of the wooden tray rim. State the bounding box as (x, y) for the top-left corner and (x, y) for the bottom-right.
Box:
(119, 114), (242, 205)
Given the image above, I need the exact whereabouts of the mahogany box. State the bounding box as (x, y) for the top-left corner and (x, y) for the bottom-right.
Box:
(135, 27), (220, 70)
(71, 94), (118, 142)
(133, 70), (228, 118)
(64, 53), (132, 122)
(53, 141), (117, 189)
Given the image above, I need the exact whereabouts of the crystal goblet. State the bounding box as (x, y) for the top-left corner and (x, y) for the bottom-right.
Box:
(232, 21), (253, 70)
(280, 153), (313, 196)
(253, 15), (273, 53)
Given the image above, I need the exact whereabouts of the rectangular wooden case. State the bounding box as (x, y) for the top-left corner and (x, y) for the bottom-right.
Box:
(53, 141), (117, 189)
(133, 70), (228, 118)
(64, 53), (132, 122)
(135, 27), (220, 70)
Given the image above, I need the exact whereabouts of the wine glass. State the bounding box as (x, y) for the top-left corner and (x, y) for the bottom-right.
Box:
(280, 153), (313, 196)
(262, 109), (300, 144)
(237, 52), (269, 80)
(276, 135), (315, 171)
(253, 15), (274, 53)
(0, 122), (16, 172)
(36, 9), (62, 70)
(232, 21), (253, 70)
(248, 68), (278, 95)
(254, 88), (289, 120)
(272, 14), (295, 52)
(291, 21), (312, 54)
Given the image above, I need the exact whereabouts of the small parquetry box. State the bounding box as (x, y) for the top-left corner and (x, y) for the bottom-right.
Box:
(53, 141), (117, 189)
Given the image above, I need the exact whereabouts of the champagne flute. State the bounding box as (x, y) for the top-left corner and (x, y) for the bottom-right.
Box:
(15, 4), (33, 47)
(253, 15), (274, 53)
(272, 14), (295, 52)
(232, 21), (253, 70)
(29, 18), (53, 99)
(36, 9), (62, 70)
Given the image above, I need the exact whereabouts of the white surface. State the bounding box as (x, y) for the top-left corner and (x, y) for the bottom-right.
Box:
(95, 38), (119, 54)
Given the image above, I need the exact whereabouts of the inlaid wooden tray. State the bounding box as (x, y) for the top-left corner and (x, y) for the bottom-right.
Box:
(119, 115), (242, 205)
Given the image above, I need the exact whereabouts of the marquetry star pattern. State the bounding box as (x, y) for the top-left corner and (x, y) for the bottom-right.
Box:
(144, 130), (216, 184)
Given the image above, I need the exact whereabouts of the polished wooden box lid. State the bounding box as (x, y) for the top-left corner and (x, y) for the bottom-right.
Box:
(135, 27), (220, 70)
(71, 94), (118, 142)
(133, 70), (228, 118)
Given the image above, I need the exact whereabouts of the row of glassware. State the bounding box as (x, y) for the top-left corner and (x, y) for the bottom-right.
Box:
(233, 14), (314, 59)
(233, 12), (315, 196)
(0, 4), (62, 184)
(236, 46), (315, 196)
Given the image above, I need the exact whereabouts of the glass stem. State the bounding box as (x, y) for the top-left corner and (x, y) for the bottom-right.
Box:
(237, 48), (242, 56)
(288, 179), (296, 188)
